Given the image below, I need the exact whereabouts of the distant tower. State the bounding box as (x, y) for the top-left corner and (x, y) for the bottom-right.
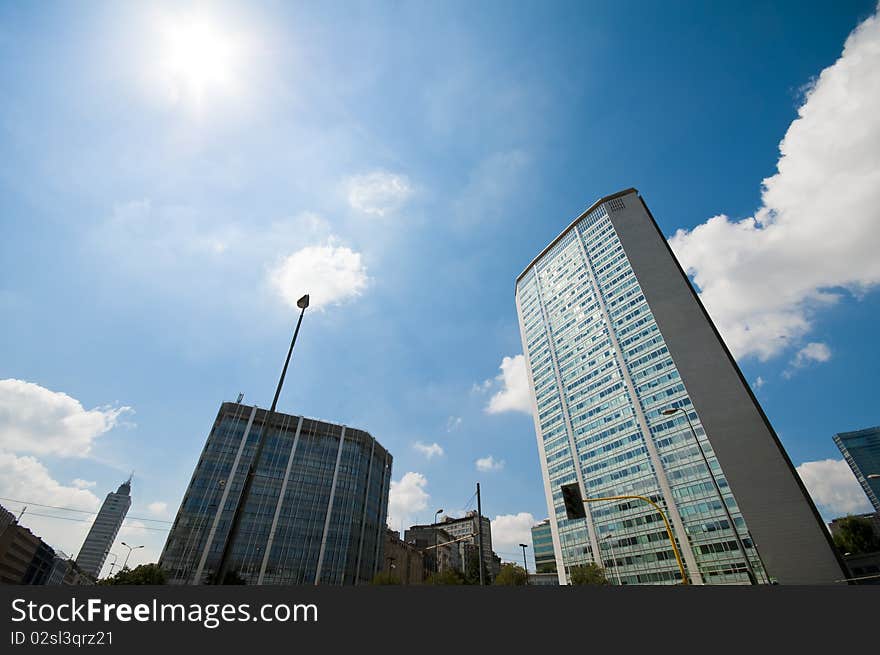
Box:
(76, 477), (132, 579)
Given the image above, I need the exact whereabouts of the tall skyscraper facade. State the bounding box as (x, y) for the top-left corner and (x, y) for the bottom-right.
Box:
(834, 426), (880, 511)
(75, 478), (131, 579)
(159, 402), (392, 585)
(515, 188), (846, 585)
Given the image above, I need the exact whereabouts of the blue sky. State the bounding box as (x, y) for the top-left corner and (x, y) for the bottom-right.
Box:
(1, 0), (879, 573)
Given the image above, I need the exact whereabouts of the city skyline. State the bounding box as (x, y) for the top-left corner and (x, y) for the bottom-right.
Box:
(1, 1), (880, 575)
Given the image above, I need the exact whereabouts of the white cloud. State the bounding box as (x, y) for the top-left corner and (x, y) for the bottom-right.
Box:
(346, 171), (412, 216)
(491, 512), (537, 566)
(792, 342), (832, 366)
(476, 455), (504, 472)
(0, 451), (100, 555)
(147, 501), (168, 516)
(387, 472), (430, 532)
(72, 479), (97, 489)
(783, 342), (832, 378)
(485, 355), (532, 415)
(413, 441), (444, 459)
(752, 376), (765, 390)
(0, 379), (132, 457)
(446, 416), (462, 432)
(269, 241), (370, 311)
(668, 9), (880, 361)
(796, 458), (873, 519)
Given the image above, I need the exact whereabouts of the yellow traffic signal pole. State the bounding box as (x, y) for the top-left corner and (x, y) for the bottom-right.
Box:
(582, 494), (689, 585)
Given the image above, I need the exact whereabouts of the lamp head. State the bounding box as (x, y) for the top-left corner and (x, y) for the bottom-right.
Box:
(297, 294), (310, 309)
(661, 408), (680, 416)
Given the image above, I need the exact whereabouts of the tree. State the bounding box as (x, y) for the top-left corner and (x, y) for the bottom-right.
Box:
(425, 568), (465, 585)
(493, 563), (528, 586)
(371, 571), (401, 585)
(569, 563), (609, 585)
(832, 515), (880, 555)
(100, 563), (167, 585)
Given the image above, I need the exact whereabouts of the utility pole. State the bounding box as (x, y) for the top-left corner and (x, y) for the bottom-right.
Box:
(476, 482), (484, 586)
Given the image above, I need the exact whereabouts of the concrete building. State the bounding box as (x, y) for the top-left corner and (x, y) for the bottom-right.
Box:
(381, 529), (425, 584)
(159, 402), (392, 585)
(531, 519), (557, 573)
(75, 478), (132, 579)
(403, 525), (460, 577)
(407, 511), (498, 580)
(515, 188), (846, 585)
(0, 505), (89, 585)
(834, 426), (880, 511)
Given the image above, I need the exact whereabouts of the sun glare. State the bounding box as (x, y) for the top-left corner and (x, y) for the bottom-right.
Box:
(152, 12), (247, 111)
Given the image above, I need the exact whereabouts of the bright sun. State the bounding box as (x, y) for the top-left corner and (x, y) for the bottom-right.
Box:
(152, 12), (246, 110)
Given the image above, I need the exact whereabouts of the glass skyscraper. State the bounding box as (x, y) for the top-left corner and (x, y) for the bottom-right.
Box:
(516, 188), (846, 585)
(531, 519), (556, 573)
(75, 478), (131, 580)
(159, 402), (392, 585)
(834, 426), (880, 511)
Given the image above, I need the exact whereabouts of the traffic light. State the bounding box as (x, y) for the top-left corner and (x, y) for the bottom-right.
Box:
(561, 483), (586, 520)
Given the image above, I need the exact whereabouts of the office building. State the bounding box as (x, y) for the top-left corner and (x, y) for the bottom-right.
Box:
(834, 426), (880, 511)
(159, 402), (392, 585)
(531, 519), (557, 573)
(515, 188), (846, 585)
(75, 478), (132, 579)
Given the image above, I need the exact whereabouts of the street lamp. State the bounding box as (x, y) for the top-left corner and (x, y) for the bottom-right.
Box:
(662, 406), (758, 585)
(120, 542), (144, 570)
(107, 552), (118, 576)
(518, 543), (529, 584)
(434, 509), (444, 578)
(214, 293), (310, 585)
(602, 533), (622, 585)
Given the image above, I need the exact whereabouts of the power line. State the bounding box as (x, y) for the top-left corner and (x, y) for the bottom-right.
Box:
(10, 510), (171, 532)
(0, 496), (174, 524)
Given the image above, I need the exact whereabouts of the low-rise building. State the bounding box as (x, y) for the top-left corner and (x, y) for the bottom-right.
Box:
(381, 529), (425, 584)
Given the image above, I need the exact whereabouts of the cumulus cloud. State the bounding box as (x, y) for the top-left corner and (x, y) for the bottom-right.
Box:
(72, 479), (97, 489)
(0, 379), (132, 457)
(147, 501), (168, 516)
(784, 342), (832, 378)
(346, 171), (412, 216)
(0, 452), (101, 554)
(387, 472), (430, 531)
(413, 441), (444, 459)
(796, 458), (873, 518)
(752, 376), (766, 391)
(446, 416), (462, 432)
(269, 241), (370, 311)
(491, 512), (537, 566)
(668, 9), (880, 361)
(476, 455), (504, 472)
(484, 355), (532, 415)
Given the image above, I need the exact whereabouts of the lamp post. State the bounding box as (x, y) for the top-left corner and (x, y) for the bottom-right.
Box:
(662, 406), (758, 585)
(120, 542), (144, 570)
(519, 543), (529, 584)
(603, 533), (622, 585)
(214, 294), (310, 584)
(107, 552), (118, 576)
(434, 509), (444, 579)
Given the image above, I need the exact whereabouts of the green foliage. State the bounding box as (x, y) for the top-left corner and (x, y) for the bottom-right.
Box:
(569, 563), (609, 585)
(371, 571), (401, 585)
(493, 563), (528, 586)
(833, 515), (880, 555)
(100, 563), (167, 585)
(426, 568), (465, 585)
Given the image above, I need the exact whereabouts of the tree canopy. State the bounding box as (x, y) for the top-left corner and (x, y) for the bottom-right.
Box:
(493, 563), (528, 586)
(832, 515), (880, 555)
(100, 563), (167, 585)
(569, 563), (609, 585)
